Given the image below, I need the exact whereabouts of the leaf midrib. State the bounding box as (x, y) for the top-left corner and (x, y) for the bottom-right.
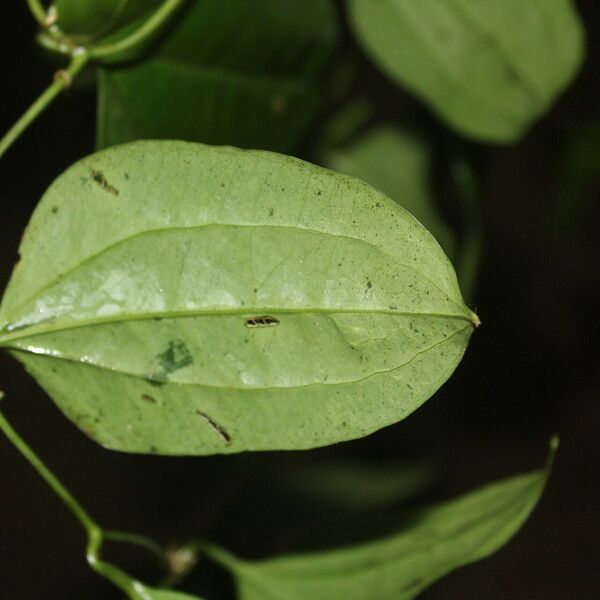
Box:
(0, 307), (474, 347)
(3, 222), (469, 325)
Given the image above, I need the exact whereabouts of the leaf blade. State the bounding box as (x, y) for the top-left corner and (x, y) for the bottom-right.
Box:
(348, 0), (584, 142)
(0, 141), (475, 454)
(213, 450), (554, 599)
(96, 0), (339, 152)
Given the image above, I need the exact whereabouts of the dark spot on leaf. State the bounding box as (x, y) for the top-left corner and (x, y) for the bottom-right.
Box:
(141, 394), (156, 404)
(51, 206), (59, 214)
(245, 316), (280, 328)
(366, 280), (373, 289)
(89, 168), (119, 195)
(316, 190), (322, 196)
(157, 339), (193, 373)
(389, 304), (398, 310)
(504, 64), (520, 83)
(269, 208), (274, 216)
(124, 172), (129, 180)
(145, 378), (165, 388)
(196, 410), (231, 445)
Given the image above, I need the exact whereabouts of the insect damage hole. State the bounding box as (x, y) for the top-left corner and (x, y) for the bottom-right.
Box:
(245, 315), (280, 328)
(89, 168), (119, 195)
(196, 410), (231, 445)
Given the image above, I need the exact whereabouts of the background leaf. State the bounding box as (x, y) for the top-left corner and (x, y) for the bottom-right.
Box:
(97, 0), (339, 153)
(279, 459), (434, 511)
(210, 444), (555, 599)
(0, 140), (476, 455)
(348, 0), (584, 143)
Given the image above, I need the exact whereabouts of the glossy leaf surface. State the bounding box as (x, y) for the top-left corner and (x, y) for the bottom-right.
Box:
(0, 141), (476, 455)
(326, 125), (455, 256)
(214, 450), (553, 599)
(348, 0), (584, 142)
(97, 0), (338, 152)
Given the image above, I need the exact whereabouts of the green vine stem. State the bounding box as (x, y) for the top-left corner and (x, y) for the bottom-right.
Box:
(0, 0), (186, 160)
(89, 0), (187, 60)
(0, 391), (167, 598)
(26, 0), (48, 27)
(0, 50), (89, 160)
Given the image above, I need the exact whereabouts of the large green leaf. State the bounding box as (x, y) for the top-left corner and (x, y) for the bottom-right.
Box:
(97, 0), (338, 152)
(348, 0), (584, 143)
(0, 140), (477, 455)
(208, 445), (554, 599)
(326, 125), (455, 257)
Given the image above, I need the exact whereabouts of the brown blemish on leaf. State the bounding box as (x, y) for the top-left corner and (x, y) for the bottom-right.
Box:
(245, 316), (279, 328)
(89, 168), (119, 195)
(196, 410), (231, 445)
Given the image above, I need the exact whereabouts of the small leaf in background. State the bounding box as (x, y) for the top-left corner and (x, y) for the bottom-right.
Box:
(210, 442), (555, 599)
(97, 0), (339, 153)
(326, 125), (455, 257)
(0, 140), (477, 455)
(348, 0), (584, 143)
(281, 460), (434, 511)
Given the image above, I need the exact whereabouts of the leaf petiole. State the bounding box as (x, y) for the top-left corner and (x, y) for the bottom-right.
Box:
(26, 0), (49, 27)
(0, 391), (168, 598)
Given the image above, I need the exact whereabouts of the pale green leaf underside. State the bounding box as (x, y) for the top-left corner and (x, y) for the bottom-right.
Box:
(0, 141), (475, 455)
(348, 0), (584, 142)
(215, 460), (551, 599)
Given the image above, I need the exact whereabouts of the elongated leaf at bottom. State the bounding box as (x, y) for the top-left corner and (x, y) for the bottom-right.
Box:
(208, 444), (555, 599)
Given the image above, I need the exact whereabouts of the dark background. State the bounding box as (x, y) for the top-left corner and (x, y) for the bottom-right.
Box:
(1, 2), (598, 598)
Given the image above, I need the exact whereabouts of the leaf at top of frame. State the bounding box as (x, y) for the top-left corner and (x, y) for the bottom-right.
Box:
(348, 0), (584, 143)
(96, 0), (339, 152)
(0, 140), (477, 455)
